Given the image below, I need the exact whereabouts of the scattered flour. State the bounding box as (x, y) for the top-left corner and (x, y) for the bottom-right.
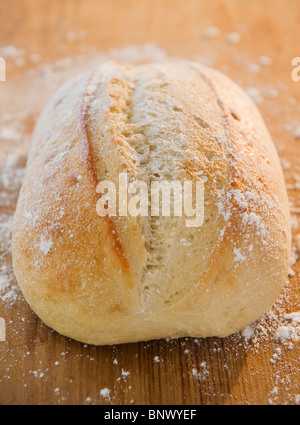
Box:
(191, 362), (209, 381)
(246, 87), (263, 104)
(294, 127), (300, 140)
(241, 323), (256, 341)
(121, 369), (130, 378)
(203, 26), (220, 39)
(100, 388), (111, 400)
(233, 247), (247, 262)
(39, 236), (53, 255)
(0, 214), (18, 303)
(258, 56), (272, 67)
(226, 32), (240, 44)
(275, 326), (295, 341)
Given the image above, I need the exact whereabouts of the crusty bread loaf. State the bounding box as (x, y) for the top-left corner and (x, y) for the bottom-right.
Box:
(12, 61), (291, 345)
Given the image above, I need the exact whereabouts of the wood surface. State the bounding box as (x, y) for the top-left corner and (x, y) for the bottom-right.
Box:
(0, 0), (299, 405)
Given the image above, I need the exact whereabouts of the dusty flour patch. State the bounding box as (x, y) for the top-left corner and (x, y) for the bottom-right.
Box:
(240, 282), (300, 349)
(191, 361), (210, 382)
(0, 155), (26, 303)
(0, 166), (24, 304)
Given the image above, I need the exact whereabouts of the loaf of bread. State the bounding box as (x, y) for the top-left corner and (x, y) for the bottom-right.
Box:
(12, 61), (291, 345)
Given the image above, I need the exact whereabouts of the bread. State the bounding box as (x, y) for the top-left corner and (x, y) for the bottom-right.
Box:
(12, 61), (291, 345)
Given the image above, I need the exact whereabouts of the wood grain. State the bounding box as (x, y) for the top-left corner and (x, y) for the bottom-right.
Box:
(0, 0), (299, 405)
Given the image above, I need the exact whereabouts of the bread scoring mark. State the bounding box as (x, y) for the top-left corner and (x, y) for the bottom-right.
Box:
(118, 65), (188, 307)
(79, 68), (131, 272)
(95, 67), (161, 299)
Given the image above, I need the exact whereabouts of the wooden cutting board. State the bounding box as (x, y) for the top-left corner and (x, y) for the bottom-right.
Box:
(0, 0), (299, 405)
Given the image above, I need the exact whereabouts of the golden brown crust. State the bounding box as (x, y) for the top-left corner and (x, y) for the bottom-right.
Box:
(12, 61), (291, 345)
